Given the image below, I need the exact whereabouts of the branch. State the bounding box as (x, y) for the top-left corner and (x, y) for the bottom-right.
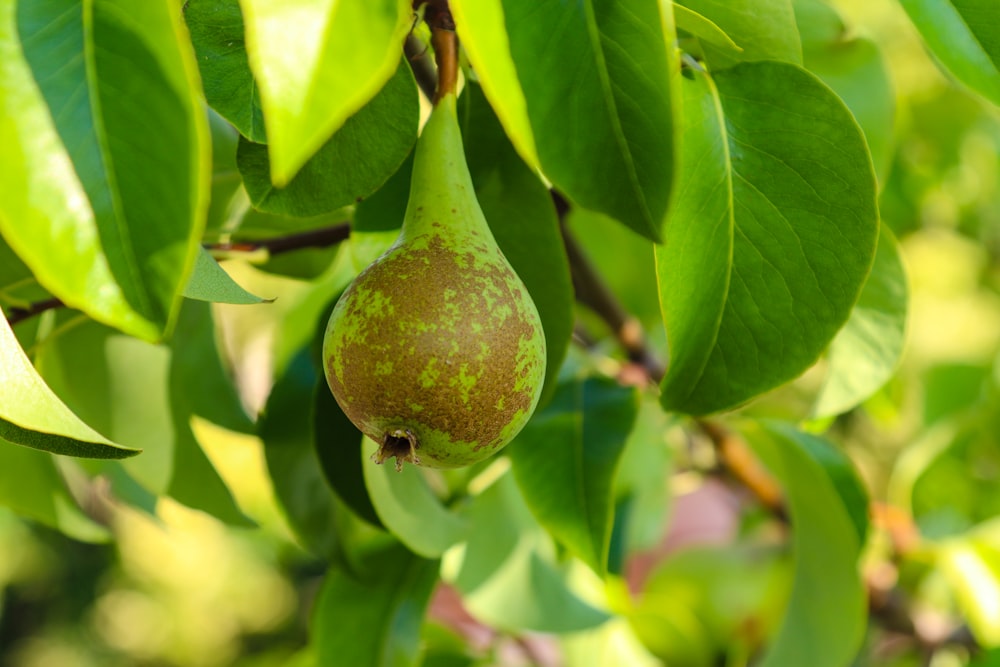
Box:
(4, 223), (353, 327)
(404, 33), (437, 102)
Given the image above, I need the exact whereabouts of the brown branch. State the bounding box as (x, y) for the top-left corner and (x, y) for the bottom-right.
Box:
(404, 33), (437, 102)
(5, 297), (65, 327)
(428, 3), (457, 102)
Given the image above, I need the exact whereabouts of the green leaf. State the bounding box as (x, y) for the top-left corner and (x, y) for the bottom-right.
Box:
(238, 61), (418, 217)
(261, 349), (342, 557)
(677, 0), (802, 68)
(503, 0), (679, 241)
(0, 444), (110, 543)
(898, 0), (1000, 106)
(450, 0), (539, 170)
(507, 377), (639, 575)
(794, 0), (895, 184)
(184, 248), (269, 304)
(204, 110), (244, 235)
(184, 0), (265, 142)
(674, 4), (743, 55)
(240, 0), (411, 184)
(448, 473), (610, 633)
(744, 422), (866, 667)
(363, 438), (468, 558)
(313, 543), (439, 667)
(0, 312), (137, 459)
(814, 225), (908, 418)
(656, 62), (878, 415)
(6, 0), (210, 341)
(459, 83), (574, 405)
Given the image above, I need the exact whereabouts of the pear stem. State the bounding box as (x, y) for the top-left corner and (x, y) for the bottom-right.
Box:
(431, 22), (458, 104)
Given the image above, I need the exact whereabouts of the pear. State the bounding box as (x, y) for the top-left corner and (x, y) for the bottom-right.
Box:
(322, 90), (546, 470)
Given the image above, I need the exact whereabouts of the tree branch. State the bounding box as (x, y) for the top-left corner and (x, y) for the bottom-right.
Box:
(5, 297), (65, 328)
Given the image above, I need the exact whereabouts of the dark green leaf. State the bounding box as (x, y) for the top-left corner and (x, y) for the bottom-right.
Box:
(239, 0), (411, 183)
(656, 62), (878, 415)
(238, 61), (418, 217)
(508, 377), (640, 575)
(260, 349), (342, 557)
(9, 0), (209, 340)
(313, 543), (438, 667)
(363, 438), (468, 558)
(899, 0), (1000, 106)
(0, 312), (137, 459)
(184, 0), (265, 142)
(184, 248), (269, 304)
(204, 110), (243, 234)
(745, 422), (866, 667)
(450, 473), (610, 632)
(814, 225), (908, 418)
(677, 0), (802, 68)
(0, 443), (110, 542)
(314, 377), (382, 527)
(503, 0), (679, 241)
(459, 82), (574, 405)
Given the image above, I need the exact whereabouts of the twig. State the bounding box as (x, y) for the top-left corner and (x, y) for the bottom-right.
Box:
(404, 33), (437, 102)
(5, 297), (64, 327)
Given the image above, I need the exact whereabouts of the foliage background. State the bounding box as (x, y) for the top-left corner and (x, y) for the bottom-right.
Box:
(1, 0), (1000, 666)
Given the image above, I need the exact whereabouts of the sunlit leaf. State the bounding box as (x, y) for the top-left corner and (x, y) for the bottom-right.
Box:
(899, 0), (1000, 106)
(814, 225), (907, 418)
(363, 438), (467, 558)
(313, 543), (439, 667)
(238, 61), (418, 217)
(674, 4), (743, 55)
(5, 0), (210, 341)
(239, 0), (411, 184)
(460, 82), (574, 405)
(940, 522), (1000, 646)
(745, 422), (866, 667)
(507, 377), (640, 575)
(450, 0), (539, 170)
(503, 0), (679, 241)
(656, 62), (878, 415)
(0, 312), (137, 459)
(0, 444), (110, 543)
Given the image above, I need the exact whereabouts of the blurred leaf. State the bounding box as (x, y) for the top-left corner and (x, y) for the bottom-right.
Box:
(899, 0), (1000, 106)
(184, 0), (265, 142)
(507, 377), (639, 575)
(450, 473), (610, 633)
(450, 0), (539, 170)
(351, 153), (412, 271)
(939, 531), (1000, 646)
(36, 319), (247, 524)
(184, 248), (268, 304)
(630, 546), (792, 665)
(460, 82), (574, 405)
(363, 438), (468, 558)
(7, 0), (209, 341)
(923, 363), (991, 425)
(674, 4), (743, 55)
(677, 0), (802, 68)
(745, 422), (866, 667)
(503, 0), (679, 241)
(0, 444), (110, 543)
(314, 378), (382, 528)
(814, 225), (907, 418)
(204, 110), (243, 234)
(794, 0), (895, 184)
(238, 61), (418, 217)
(656, 63), (878, 415)
(0, 312), (137, 459)
(240, 0), (411, 184)
(260, 349), (341, 557)
(313, 543), (439, 667)
(562, 618), (661, 667)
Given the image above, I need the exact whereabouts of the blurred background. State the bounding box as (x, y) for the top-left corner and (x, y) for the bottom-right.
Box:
(3, 0), (1000, 665)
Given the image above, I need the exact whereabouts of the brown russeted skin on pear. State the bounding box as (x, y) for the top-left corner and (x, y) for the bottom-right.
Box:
(322, 90), (546, 470)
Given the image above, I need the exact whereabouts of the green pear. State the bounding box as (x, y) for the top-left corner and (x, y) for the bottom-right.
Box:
(322, 90), (546, 469)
